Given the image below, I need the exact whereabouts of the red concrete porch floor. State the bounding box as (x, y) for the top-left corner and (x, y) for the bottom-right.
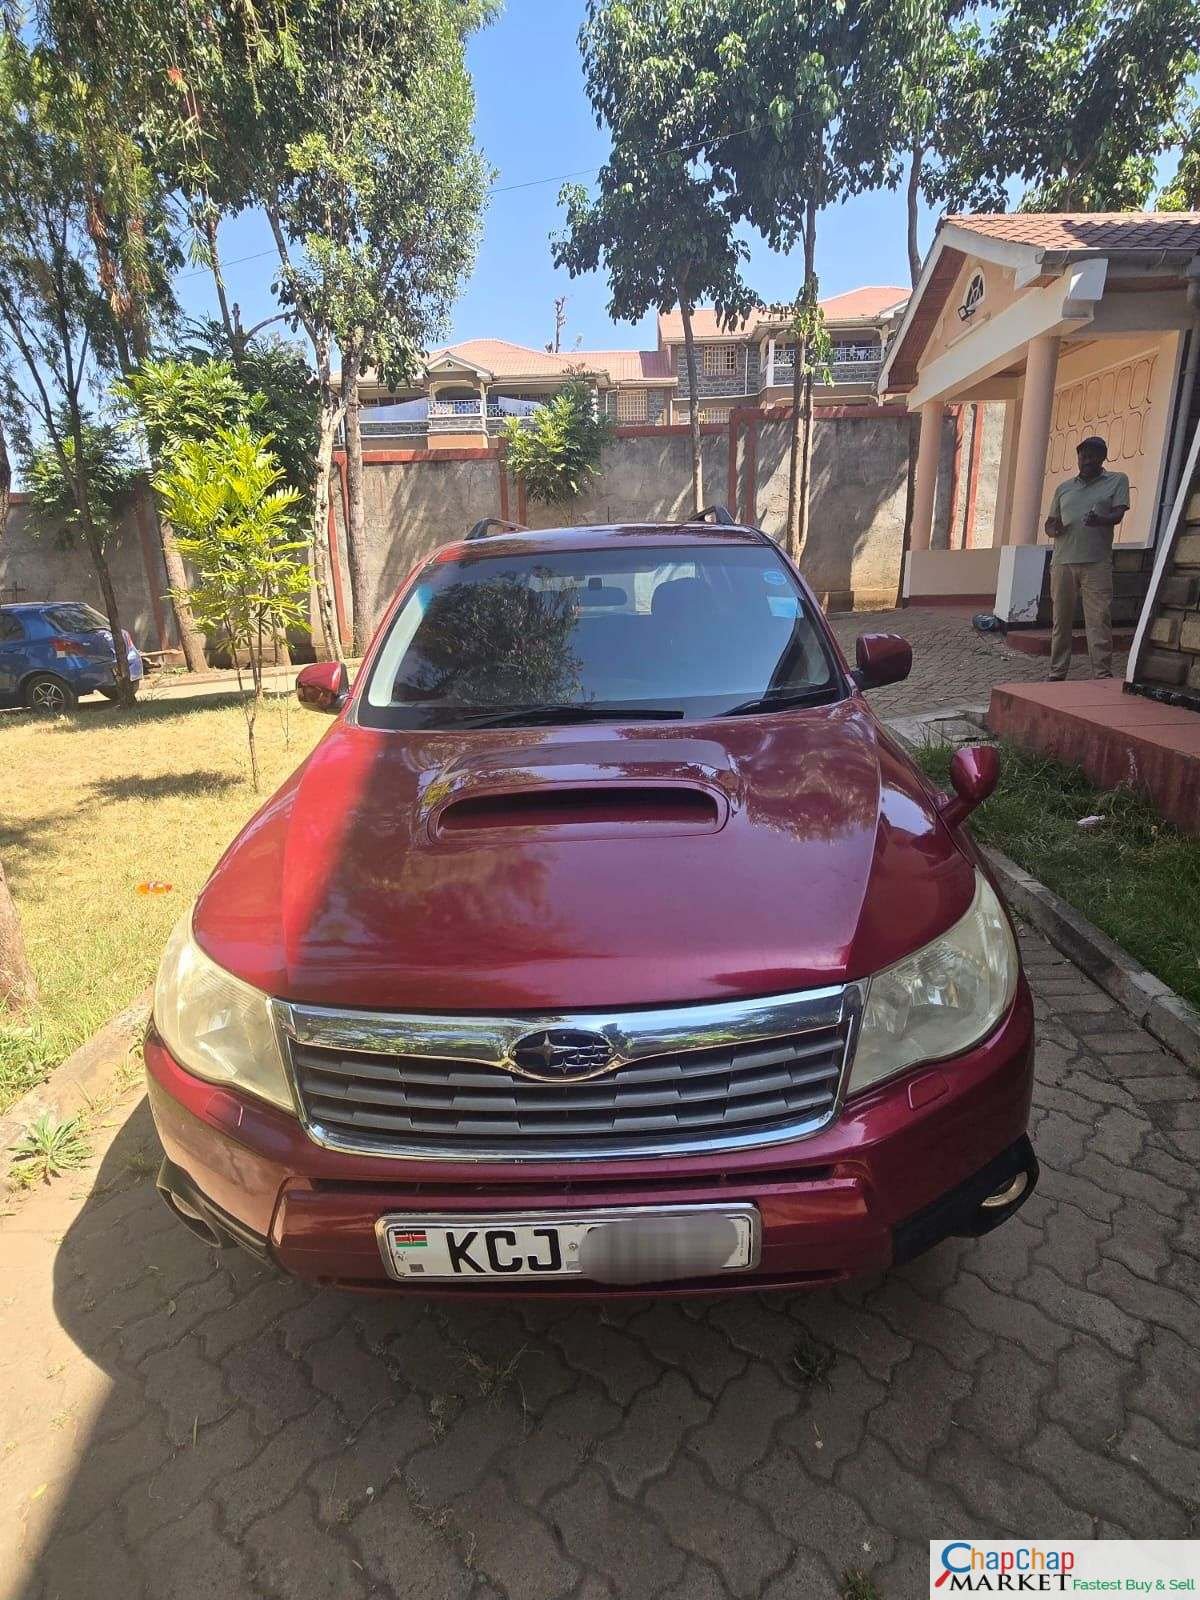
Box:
(987, 679), (1200, 835)
(1005, 627), (1136, 657)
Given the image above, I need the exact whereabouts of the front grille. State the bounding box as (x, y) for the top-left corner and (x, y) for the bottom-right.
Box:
(288, 1025), (847, 1156)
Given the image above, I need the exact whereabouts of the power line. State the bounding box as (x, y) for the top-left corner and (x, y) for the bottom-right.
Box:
(177, 125), (750, 284)
(177, 161), (610, 282)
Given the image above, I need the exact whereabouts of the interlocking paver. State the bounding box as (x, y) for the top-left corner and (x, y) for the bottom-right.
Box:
(646, 1455), (791, 1598)
(684, 1362), (796, 1488)
(547, 1466), (686, 1600)
(597, 1369), (710, 1494)
(3, 609), (1196, 1599)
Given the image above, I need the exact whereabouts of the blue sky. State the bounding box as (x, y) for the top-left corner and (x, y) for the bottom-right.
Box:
(176, 0), (947, 356)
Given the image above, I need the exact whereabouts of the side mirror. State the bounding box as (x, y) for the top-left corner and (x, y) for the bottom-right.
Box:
(296, 661), (349, 714)
(938, 745), (1000, 829)
(852, 632), (912, 691)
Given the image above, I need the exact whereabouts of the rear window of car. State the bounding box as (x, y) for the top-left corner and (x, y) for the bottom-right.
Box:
(0, 611), (25, 641)
(44, 604), (109, 633)
(358, 542), (843, 729)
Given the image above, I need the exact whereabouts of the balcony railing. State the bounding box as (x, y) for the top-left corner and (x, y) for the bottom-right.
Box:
(351, 403), (542, 442)
(769, 352), (881, 387)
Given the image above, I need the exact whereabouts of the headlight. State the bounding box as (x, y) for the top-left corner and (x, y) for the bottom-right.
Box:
(153, 912), (294, 1113)
(850, 872), (1018, 1094)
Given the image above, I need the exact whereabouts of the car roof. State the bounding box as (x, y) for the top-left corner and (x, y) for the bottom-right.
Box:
(0, 602), (55, 613)
(431, 521), (773, 563)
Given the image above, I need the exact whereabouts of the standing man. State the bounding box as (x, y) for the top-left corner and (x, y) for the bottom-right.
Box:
(1044, 435), (1130, 680)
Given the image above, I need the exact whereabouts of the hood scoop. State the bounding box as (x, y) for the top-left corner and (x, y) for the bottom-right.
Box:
(432, 781), (727, 842)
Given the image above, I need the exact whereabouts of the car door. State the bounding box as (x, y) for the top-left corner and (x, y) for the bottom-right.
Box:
(0, 611), (27, 700)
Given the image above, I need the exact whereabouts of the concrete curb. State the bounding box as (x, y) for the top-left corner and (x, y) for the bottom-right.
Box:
(0, 991), (150, 1160)
(984, 847), (1200, 1075)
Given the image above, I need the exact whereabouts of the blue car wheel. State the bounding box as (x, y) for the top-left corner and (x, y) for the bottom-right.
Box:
(24, 672), (76, 713)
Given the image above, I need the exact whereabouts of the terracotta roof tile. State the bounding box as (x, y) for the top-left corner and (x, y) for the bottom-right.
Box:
(576, 347), (674, 380)
(655, 308), (754, 342)
(426, 338), (672, 384)
(656, 286), (909, 344)
(814, 285), (909, 320)
(947, 212), (1200, 253)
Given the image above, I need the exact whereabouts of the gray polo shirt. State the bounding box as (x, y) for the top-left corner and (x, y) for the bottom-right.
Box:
(1047, 468), (1130, 565)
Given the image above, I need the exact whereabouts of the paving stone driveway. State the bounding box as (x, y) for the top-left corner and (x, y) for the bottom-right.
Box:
(1, 611), (1191, 1600)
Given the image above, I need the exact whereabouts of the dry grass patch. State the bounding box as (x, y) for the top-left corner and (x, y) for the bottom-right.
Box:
(1, 691), (324, 1112)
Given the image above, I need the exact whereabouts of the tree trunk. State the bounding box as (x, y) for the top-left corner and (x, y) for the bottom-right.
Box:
(244, 624), (263, 792)
(798, 367), (816, 566)
(677, 286), (704, 512)
(795, 195), (819, 559)
(793, 195), (825, 563)
(144, 484), (207, 671)
(0, 857), (35, 1013)
(0, 416), (11, 529)
(784, 324), (805, 559)
(203, 209), (243, 368)
(62, 400), (135, 708)
(117, 323), (207, 671)
(310, 383), (345, 664)
(907, 146), (924, 286)
(87, 527), (135, 706)
(344, 372), (372, 655)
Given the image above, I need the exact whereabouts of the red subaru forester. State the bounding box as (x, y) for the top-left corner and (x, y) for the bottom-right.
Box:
(147, 511), (1037, 1294)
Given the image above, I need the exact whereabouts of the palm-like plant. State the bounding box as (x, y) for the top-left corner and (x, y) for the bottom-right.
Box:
(154, 424), (310, 788)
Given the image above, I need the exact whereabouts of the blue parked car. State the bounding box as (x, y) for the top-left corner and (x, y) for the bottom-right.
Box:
(0, 602), (144, 712)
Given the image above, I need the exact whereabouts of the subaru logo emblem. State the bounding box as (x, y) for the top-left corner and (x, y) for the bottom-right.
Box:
(510, 1028), (614, 1081)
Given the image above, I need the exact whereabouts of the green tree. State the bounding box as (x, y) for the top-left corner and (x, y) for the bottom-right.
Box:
(116, 356), (253, 465)
(698, 0), (894, 556)
(27, 417), (138, 547)
(502, 378), (614, 507)
(262, 0), (492, 657)
(184, 322), (318, 509)
(27, 0), (208, 667)
(0, 36), (136, 705)
(575, 1), (892, 555)
(154, 424), (310, 789)
(938, 0), (1200, 214)
(556, 3), (756, 511)
(862, 0), (981, 285)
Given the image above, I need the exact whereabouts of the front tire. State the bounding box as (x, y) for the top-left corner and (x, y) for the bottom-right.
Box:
(24, 673), (77, 714)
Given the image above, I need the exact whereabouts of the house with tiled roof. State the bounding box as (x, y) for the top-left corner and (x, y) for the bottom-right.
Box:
(880, 210), (1200, 830)
(354, 286), (909, 445)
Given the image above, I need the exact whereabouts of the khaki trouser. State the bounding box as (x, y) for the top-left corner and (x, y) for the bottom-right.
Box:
(1050, 559), (1113, 680)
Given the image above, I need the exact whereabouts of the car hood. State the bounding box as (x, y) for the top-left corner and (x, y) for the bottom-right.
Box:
(193, 701), (976, 1011)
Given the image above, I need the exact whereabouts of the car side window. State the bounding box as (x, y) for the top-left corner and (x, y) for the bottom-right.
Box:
(0, 613), (24, 641)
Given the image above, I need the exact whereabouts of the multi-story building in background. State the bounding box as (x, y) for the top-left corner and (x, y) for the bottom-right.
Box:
(354, 285), (909, 448)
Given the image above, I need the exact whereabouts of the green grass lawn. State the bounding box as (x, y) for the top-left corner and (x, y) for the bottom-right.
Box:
(916, 737), (1200, 1011)
(1, 692), (325, 1114)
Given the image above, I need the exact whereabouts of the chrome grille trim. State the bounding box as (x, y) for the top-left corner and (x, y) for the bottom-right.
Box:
(275, 983), (864, 1162)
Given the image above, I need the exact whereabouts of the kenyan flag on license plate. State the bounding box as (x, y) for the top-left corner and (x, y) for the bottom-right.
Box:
(394, 1229), (427, 1248)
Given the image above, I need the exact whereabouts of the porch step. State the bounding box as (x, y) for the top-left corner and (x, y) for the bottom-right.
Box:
(1006, 627), (1136, 658)
(987, 679), (1200, 836)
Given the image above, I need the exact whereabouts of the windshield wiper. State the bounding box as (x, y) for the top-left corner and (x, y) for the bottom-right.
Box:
(440, 703), (686, 728)
(719, 686), (841, 717)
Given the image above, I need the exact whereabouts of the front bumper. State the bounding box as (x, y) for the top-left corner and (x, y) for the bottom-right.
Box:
(144, 976), (1036, 1294)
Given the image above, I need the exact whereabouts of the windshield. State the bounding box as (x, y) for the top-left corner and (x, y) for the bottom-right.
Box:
(358, 543), (842, 729)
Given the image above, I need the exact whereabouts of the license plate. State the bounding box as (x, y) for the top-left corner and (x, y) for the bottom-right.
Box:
(376, 1204), (760, 1284)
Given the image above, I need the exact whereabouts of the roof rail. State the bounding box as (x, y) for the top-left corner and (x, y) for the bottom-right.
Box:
(693, 504), (737, 526)
(465, 517), (529, 541)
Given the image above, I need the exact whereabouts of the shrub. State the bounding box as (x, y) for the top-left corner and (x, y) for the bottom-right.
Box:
(502, 377), (613, 506)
